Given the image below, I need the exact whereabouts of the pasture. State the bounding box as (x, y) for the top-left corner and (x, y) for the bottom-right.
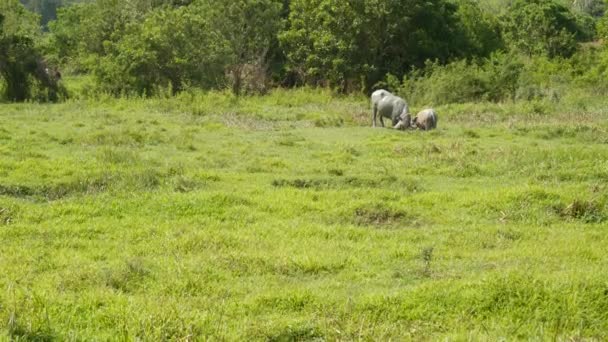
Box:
(1, 89), (607, 340)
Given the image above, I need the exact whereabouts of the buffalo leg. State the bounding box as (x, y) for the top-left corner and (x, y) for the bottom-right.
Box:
(372, 107), (377, 127)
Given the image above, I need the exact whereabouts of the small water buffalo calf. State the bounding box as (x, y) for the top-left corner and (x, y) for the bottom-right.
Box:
(371, 89), (409, 128)
(412, 109), (438, 130)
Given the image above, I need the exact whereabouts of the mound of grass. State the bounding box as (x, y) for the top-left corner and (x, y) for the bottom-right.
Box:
(556, 198), (607, 223)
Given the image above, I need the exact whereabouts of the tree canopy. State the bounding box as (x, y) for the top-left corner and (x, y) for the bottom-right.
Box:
(1, 1), (64, 101)
(3, 0), (608, 101)
(500, 0), (589, 57)
(279, 0), (476, 91)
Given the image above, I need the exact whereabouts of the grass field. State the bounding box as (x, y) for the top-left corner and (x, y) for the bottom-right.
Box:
(1, 89), (608, 340)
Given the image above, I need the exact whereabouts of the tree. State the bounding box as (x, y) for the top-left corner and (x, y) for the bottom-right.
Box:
(83, 0), (283, 96)
(0, 2), (63, 102)
(2, 0), (41, 38)
(500, 0), (584, 58)
(47, 0), (192, 71)
(201, 0), (283, 95)
(0, 28), (38, 101)
(93, 5), (229, 95)
(48, 0), (141, 70)
(279, 0), (469, 92)
(454, 0), (504, 58)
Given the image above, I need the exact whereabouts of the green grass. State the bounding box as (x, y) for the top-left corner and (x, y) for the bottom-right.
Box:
(1, 88), (608, 340)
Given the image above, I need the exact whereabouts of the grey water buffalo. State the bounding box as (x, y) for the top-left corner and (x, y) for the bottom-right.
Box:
(393, 115), (411, 130)
(371, 89), (410, 128)
(411, 109), (438, 130)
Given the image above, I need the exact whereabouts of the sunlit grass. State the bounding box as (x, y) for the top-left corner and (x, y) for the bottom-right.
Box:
(1, 89), (607, 340)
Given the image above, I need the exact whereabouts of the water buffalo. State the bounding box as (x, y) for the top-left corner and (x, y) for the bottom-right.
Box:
(393, 113), (412, 130)
(371, 89), (409, 128)
(411, 109), (438, 130)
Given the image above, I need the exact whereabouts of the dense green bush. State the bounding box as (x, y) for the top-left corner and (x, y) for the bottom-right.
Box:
(279, 0), (474, 92)
(49, 0), (282, 96)
(0, 1), (64, 102)
(500, 0), (587, 58)
(0, 32), (38, 101)
(6, 0), (608, 101)
(394, 46), (608, 107)
(453, 0), (504, 58)
(396, 53), (524, 106)
(92, 5), (228, 96)
(48, 0), (159, 72)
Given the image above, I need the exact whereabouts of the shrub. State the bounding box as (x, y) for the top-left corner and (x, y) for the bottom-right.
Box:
(500, 0), (585, 58)
(398, 53), (524, 106)
(393, 47), (608, 106)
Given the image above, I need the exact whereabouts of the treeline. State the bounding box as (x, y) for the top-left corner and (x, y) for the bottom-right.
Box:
(2, 0), (608, 103)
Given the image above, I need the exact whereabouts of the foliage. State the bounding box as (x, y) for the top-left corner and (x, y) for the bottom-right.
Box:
(394, 45), (608, 107)
(568, 45), (608, 92)
(279, 0), (469, 92)
(198, 0), (283, 95)
(2, 0), (41, 38)
(92, 5), (229, 95)
(49, 0), (283, 96)
(453, 0), (504, 57)
(19, 0), (188, 28)
(8, 0), (608, 100)
(479, 0), (605, 15)
(573, 11), (597, 41)
(398, 53), (523, 106)
(0, 23), (39, 101)
(0, 1), (64, 102)
(596, 3), (608, 40)
(48, 0), (150, 71)
(500, 0), (587, 58)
